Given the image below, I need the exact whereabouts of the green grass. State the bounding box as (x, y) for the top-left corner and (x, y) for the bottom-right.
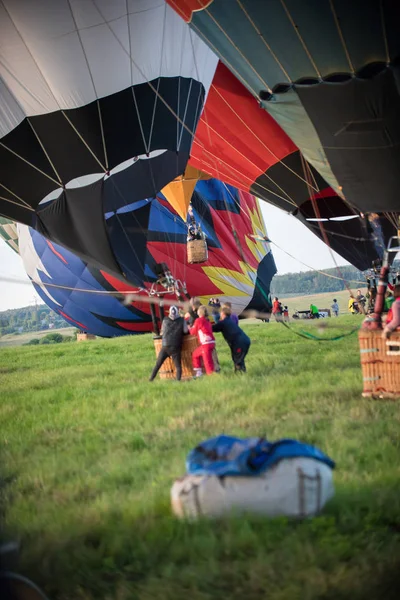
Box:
(1, 316), (400, 600)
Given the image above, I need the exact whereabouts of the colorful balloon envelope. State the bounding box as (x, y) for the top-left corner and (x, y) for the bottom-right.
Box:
(1, 179), (276, 337)
(0, 0), (396, 276)
(167, 0), (399, 267)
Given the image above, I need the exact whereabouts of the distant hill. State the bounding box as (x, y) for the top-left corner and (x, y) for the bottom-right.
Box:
(0, 303), (70, 337)
(271, 261), (399, 296)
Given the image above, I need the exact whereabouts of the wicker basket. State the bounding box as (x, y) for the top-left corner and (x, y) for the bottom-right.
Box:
(153, 335), (200, 380)
(187, 239), (208, 264)
(77, 333), (96, 342)
(358, 330), (400, 399)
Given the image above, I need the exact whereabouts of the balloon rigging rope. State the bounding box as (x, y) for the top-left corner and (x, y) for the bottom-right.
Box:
(27, 119), (63, 184)
(0, 2), (393, 295)
(184, 26), (302, 212)
(0, 197), (35, 213)
(0, 141), (60, 190)
(194, 0), (377, 236)
(197, 120), (298, 206)
(209, 84), (319, 193)
(0, 271), (362, 343)
(217, 185), (368, 286)
(305, 163), (368, 275)
(1, 1), (303, 223)
(279, 0), (321, 78)
(328, 0), (355, 74)
(97, 101), (109, 170)
(300, 153), (353, 294)
(0, 185), (32, 210)
(279, 320), (360, 342)
(192, 141), (298, 208)
(305, 222), (371, 242)
(235, 0), (291, 82)
(194, 1), (273, 93)
(379, 0), (391, 65)
(1, 0), (326, 225)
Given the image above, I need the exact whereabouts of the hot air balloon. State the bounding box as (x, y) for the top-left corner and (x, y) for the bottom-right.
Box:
(0, 179), (276, 337)
(0, 0), (218, 276)
(1, 0), (395, 279)
(166, 0), (400, 268)
(0, 217), (18, 253)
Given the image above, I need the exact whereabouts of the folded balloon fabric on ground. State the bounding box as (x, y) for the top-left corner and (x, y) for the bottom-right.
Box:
(171, 435), (335, 519)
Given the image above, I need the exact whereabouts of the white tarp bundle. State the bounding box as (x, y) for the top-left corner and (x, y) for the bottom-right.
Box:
(171, 457), (334, 520)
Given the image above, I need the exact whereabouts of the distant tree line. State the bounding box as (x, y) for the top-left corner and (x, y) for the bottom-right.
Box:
(271, 261), (399, 296)
(0, 304), (70, 337)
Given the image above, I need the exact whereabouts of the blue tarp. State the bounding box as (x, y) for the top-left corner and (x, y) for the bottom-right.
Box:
(187, 435), (335, 477)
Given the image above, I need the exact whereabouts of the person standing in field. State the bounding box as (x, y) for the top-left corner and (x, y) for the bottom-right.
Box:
(348, 295), (358, 314)
(272, 297), (282, 321)
(366, 287), (377, 314)
(208, 298), (221, 323)
(185, 297), (201, 326)
(149, 305), (188, 382)
(356, 289), (366, 315)
(331, 299), (339, 317)
(310, 303), (319, 319)
(189, 305), (215, 377)
(212, 306), (251, 373)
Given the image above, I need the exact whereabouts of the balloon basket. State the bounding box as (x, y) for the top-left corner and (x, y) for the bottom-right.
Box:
(153, 335), (200, 380)
(358, 330), (400, 399)
(187, 239), (208, 264)
(77, 333), (96, 342)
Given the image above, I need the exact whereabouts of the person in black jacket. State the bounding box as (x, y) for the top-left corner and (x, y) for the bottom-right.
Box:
(212, 306), (251, 372)
(149, 306), (188, 381)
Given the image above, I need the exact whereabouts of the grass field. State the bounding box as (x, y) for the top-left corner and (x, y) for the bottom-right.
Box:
(1, 315), (400, 600)
(0, 326), (76, 348)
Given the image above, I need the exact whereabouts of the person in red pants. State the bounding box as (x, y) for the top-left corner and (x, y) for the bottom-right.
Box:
(189, 305), (216, 377)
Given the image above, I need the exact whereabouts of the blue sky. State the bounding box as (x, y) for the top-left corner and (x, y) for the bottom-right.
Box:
(0, 203), (351, 312)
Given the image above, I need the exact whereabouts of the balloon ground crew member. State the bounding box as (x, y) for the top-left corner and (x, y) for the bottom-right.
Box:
(382, 284), (400, 339)
(189, 305), (216, 377)
(221, 301), (239, 325)
(272, 297), (282, 321)
(185, 297), (201, 326)
(186, 297), (221, 372)
(149, 305), (188, 382)
(212, 306), (251, 373)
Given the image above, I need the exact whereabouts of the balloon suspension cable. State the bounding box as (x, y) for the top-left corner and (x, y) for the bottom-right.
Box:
(247, 234), (365, 285)
(1, 270), (370, 343)
(300, 155), (353, 295)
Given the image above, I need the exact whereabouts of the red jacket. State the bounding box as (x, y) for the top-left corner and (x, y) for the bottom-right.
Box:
(386, 298), (400, 331)
(189, 316), (215, 345)
(272, 300), (282, 314)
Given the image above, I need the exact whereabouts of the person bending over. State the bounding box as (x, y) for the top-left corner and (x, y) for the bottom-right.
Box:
(221, 301), (239, 325)
(149, 305), (188, 382)
(212, 306), (251, 373)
